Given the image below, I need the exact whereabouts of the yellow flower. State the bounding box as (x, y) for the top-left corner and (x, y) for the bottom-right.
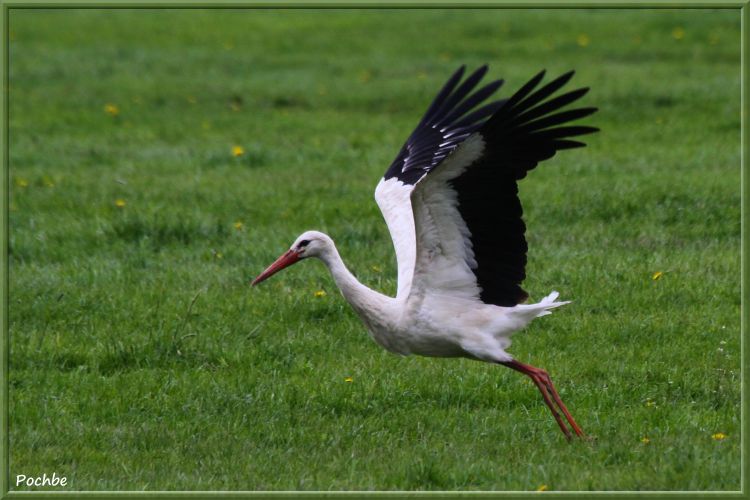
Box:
(15, 177), (28, 188)
(712, 432), (727, 440)
(645, 399), (656, 407)
(672, 27), (685, 40)
(114, 198), (126, 208)
(104, 103), (120, 116)
(314, 290), (327, 298)
(536, 484), (548, 492)
(641, 436), (651, 444)
(652, 271), (663, 281)
(344, 376), (353, 383)
(576, 34), (590, 47)
(371, 265), (382, 273)
(233, 221), (244, 231)
(231, 145), (245, 157)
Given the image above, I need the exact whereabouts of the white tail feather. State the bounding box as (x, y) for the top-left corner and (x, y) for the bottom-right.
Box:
(536, 290), (571, 317)
(512, 290), (571, 320)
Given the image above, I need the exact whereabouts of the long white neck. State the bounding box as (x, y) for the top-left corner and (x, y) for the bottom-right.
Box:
(317, 242), (392, 318)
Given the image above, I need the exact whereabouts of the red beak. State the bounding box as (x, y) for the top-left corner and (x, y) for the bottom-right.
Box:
(251, 249), (301, 286)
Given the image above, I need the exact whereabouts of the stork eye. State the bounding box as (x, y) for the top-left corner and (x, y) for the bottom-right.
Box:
(298, 240), (311, 247)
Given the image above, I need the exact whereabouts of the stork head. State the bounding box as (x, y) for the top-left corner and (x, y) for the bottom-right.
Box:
(251, 230), (331, 286)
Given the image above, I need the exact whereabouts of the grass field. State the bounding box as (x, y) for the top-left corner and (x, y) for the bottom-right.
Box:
(8, 8), (741, 492)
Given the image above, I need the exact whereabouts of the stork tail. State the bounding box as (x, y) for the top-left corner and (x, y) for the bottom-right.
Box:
(512, 290), (571, 319)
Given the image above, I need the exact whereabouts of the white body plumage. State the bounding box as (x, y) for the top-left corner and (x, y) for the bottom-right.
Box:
(252, 64), (595, 438)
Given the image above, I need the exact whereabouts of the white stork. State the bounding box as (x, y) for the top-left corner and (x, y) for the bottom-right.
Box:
(252, 65), (597, 439)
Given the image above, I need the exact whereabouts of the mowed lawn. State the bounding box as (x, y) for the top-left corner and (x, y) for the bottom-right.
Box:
(8, 8), (740, 491)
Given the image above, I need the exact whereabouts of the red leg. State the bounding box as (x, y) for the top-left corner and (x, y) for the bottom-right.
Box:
(525, 369), (572, 439)
(499, 359), (585, 439)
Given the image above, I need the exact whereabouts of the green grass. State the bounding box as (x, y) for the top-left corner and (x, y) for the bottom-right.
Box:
(8, 8), (741, 492)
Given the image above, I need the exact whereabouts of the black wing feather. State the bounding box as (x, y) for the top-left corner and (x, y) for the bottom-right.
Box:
(431, 65), (489, 125)
(383, 66), (505, 185)
(451, 69), (598, 306)
(436, 80), (504, 129)
(452, 100), (506, 130)
(419, 65), (466, 126)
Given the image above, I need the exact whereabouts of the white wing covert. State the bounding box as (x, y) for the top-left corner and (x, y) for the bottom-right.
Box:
(374, 178), (417, 299)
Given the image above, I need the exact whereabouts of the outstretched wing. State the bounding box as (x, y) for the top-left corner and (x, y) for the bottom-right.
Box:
(382, 65), (506, 186)
(377, 66), (597, 306)
(375, 65), (506, 298)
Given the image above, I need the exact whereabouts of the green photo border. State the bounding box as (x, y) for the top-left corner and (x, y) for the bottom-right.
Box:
(0, 2), (745, 497)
